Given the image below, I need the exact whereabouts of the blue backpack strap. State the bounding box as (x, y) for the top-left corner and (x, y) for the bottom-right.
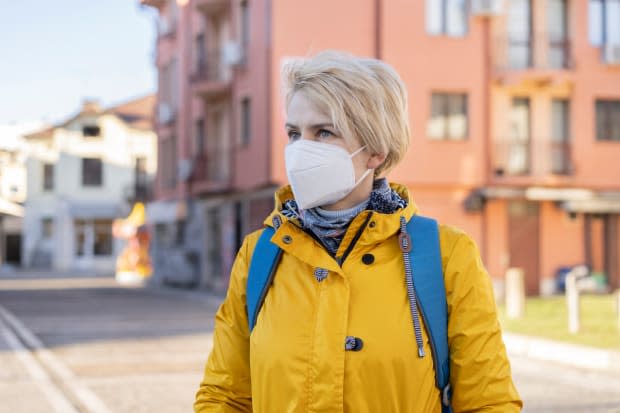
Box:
(246, 226), (283, 332)
(407, 215), (452, 413)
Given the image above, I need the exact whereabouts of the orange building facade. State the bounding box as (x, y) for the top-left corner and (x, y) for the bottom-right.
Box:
(142, 0), (620, 295)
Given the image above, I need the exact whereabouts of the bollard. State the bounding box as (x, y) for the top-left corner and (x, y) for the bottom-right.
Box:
(566, 273), (580, 334)
(505, 268), (525, 319)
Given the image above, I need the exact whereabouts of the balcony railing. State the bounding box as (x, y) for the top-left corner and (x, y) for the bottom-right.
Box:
(191, 148), (231, 185)
(195, 0), (230, 15)
(493, 139), (573, 177)
(192, 50), (224, 83)
(494, 139), (531, 176)
(495, 33), (574, 71)
(549, 141), (573, 175)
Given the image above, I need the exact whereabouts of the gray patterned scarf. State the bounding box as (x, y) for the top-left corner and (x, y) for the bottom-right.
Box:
(281, 178), (408, 255)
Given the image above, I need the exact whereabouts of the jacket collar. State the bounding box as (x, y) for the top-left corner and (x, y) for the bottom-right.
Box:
(264, 182), (419, 246)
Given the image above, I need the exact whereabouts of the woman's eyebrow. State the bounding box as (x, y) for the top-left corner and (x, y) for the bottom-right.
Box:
(284, 123), (335, 129)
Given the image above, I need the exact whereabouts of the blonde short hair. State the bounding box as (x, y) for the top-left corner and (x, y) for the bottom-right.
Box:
(282, 51), (410, 176)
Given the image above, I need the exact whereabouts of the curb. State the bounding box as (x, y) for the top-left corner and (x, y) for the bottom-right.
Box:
(503, 332), (620, 373)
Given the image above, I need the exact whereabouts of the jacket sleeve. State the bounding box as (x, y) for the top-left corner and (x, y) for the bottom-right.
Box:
(444, 233), (523, 413)
(194, 235), (254, 413)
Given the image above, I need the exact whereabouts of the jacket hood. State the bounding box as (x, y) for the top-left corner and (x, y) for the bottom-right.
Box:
(263, 182), (419, 244)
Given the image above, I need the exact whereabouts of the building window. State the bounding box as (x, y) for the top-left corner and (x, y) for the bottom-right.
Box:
(195, 33), (206, 76)
(82, 158), (103, 187)
(94, 220), (113, 256)
(596, 100), (620, 141)
(427, 93), (468, 140)
(175, 220), (186, 246)
(134, 157), (148, 201)
(41, 218), (53, 239)
(551, 99), (571, 174)
(136, 157), (147, 178)
(159, 59), (178, 121)
(82, 125), (101, 137)
(241, 0), (250, 59)
(241, 98), (251, 146)
(508, 97), (531, 174)
(548, 0), (570, 69)
(75, 220), (86, 256)
(206, 208), (223, 277)
(426, 0), (468, 37)
(43, 163), (54, 191)
(507, 0), (533, 69)
(75, 220), (113, 257)
(589, 0), (620, 46)
(195, 119), (205, 156)
(159, 137), (178, 189)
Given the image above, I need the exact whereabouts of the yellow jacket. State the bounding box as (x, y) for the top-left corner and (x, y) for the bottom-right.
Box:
(195, 184), (522, 412)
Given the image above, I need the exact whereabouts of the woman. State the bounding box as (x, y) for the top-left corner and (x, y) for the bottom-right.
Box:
(194, 51), (522, 412)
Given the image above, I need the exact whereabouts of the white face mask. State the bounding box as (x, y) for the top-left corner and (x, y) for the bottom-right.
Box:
(284, 140), (373, 210)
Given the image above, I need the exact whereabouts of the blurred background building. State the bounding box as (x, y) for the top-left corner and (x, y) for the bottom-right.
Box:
(0, 124), (34, 270)
(141, 0), (620, 296)
(21, 96), (157, 274)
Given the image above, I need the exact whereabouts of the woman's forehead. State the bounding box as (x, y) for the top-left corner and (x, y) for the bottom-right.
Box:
(286, 91), (332, 126)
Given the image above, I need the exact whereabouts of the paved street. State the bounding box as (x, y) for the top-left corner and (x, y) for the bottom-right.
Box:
(0, 276), (619, 413)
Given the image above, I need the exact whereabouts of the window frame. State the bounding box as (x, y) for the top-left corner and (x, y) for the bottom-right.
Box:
(81, 158), (103, 187)
(241, 97), (251, 146)
(589, 0), (620, 46)
(427, 92), (469, 141)
(43, 163), (54, 191)
(82, 125), (101, 138)
(595, 99), (620, 141)
(426, 0), (469, 37)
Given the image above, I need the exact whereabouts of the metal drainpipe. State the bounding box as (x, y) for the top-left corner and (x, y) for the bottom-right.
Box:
(374, 0), (382, 59)
(481, 16), (491, 263)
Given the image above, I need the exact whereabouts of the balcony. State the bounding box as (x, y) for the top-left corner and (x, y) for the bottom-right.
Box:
(157, 20), (177, 42)
(190, 148), (232, 193)
(191, 50), (231, 99)
(124, 182), (154, 204)
(494, 139), (531, 176)
(195, 0), (230, 16)
(493, 138), (573, 179)
(494, 33), (575, 86)
(156, 102), (176, 130)
(140, 0), (166, 9)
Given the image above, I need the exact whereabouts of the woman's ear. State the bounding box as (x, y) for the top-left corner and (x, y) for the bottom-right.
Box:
(367, 153), (387, 170)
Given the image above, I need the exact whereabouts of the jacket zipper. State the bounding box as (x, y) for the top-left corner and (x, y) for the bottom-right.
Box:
(336, 212), (373, 266)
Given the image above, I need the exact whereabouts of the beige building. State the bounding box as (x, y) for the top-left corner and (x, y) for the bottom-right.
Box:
(0, 123), (42, 269)
(22, 97), (157, 274)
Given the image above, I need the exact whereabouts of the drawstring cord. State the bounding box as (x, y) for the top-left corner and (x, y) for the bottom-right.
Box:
(399, 216), (426, 358)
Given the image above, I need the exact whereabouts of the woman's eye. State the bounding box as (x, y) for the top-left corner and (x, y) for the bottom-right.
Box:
(317, 129), (334, 139)
(287, 130), (300, 140)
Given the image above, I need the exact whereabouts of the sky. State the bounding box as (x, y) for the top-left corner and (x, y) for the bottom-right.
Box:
(0, 0), (158, 125)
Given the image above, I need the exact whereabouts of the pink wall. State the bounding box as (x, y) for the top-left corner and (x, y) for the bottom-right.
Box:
(269, 0), (376, 186)
(385, 2), (487, 188)
(539, 202), (584, 281)
(232, 0), (272, 191)
(485, 199), (509, 280)
(410, 186), (482, 241)
(570, 0), (620, 190)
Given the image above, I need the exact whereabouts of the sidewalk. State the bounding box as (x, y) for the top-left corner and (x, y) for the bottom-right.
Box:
(504, 332), (620, 375)
(4, 270), (619, 377)
(0, 266), (113, 279)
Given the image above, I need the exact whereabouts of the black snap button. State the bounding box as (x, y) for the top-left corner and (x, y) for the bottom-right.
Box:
(345, 336), (364, 351)
(369, 221), (376, 228)
(362, 253), (374, 265)
(282, 235), (292, 244)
